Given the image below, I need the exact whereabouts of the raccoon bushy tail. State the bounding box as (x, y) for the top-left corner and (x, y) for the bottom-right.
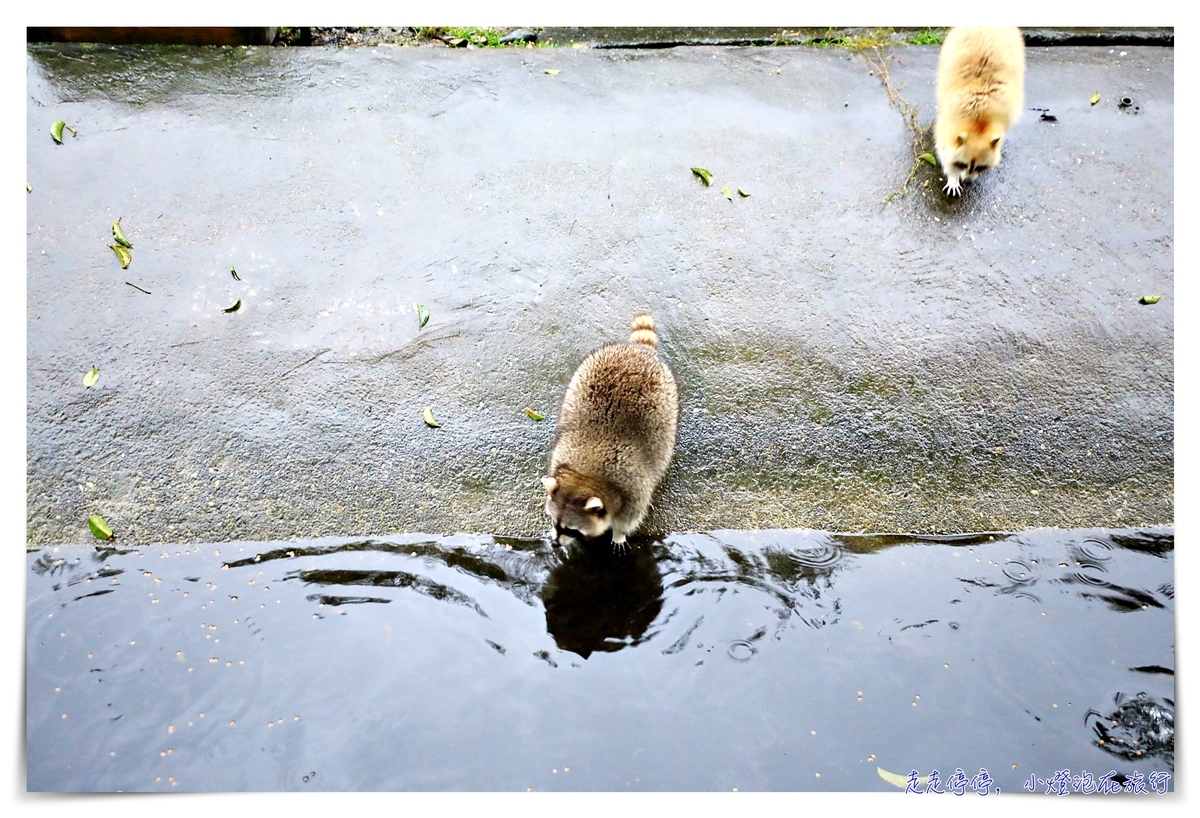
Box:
(629, 314), (658, 350)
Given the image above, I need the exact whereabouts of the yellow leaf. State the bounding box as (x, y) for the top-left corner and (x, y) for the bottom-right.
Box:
(877, 767), (930, 790)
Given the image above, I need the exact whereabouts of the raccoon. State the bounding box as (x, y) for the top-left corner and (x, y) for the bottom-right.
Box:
(934, 26), (1025, 196)
(542, 314), (679, 547)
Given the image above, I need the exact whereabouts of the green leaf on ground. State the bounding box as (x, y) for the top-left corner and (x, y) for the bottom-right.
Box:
(230, 265), (241, 281)
(524, 407), (545, 421)
(88, 514), (113, 541)
(423, 406), (441, 428)
(51, 120), (65, 144)
(918, 152), (938, 166)
(721, 184), (733, 201)
(1090, 91), (1101, 105)
(83, 366), (99, 388)
(545, 68), (561, 75)
(223, 299), (242, 313)
(691, 167), (713, 186)
(737, 187), (751, 197)
(416, 303), (430, 328)
(112, 217), (133, 249)
(26, 184), (32, 193)
(110, 244), (132, 269)
(1140, 294), (1162, 305)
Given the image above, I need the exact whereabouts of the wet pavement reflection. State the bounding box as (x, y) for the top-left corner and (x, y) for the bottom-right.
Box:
(27, 527), (1173, 791)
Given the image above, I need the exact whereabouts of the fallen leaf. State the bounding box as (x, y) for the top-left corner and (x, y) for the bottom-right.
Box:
(416, 303), (430, 328)
(1090, 91), (1101, 105)
(223, 299), (242, 313)
(66, 125), (78, 137)
(83, 366), (99, 388)
(737, 187), (751, 197)
(1140, 294), (1162, 305)
(112, 218), (133, 249)
(51, 120), (65, 144)
(26, 184), (32, 193)
(423, 406), (441, 428)
(88, 514), (113, 541)
(524, 407), (545, 421)
(691, 167), (713, 186)
(230, 265), (241, 281)
(721, 184), (733, 201)
(918, 152), (938, 166)
(545, 68), (561, 75)
(878, 767), (929, 790)
(109, 244), (132, 269)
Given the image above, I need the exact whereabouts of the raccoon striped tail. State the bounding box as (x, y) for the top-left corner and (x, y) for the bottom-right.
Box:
(629, 314), (658, 350)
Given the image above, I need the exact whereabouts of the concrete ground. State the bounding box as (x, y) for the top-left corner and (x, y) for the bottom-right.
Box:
(25, 40), (1173, 545)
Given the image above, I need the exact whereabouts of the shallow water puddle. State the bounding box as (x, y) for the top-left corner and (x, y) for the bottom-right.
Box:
(27, 528), (1173, 792)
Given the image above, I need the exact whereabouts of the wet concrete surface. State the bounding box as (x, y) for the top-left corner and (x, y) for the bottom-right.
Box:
(26, 528), (1174, 791)
(25, 42), (1173, 544)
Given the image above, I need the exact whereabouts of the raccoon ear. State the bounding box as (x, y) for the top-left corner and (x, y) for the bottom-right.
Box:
(584, 496), (605, 512)
(956, 132), (967, 146)
(541, 477), (557, 493)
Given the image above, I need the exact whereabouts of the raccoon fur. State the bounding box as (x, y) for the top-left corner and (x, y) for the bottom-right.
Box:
(934, 26), (1025, 196)
(542, 314), (679, 547)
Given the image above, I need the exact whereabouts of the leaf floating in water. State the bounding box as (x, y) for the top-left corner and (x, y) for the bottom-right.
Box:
(423, 406), (441, 428)
(691, 167), (713, 186)
(83, 366), (99, 388)
(109, 244), (132, 269)
(230, 265), (241, 281)
(51, 120), (65, 144)
(877, 767), (929, 790)
(918, 152), (938, 166)
(416, 303), (430, 328)
(544, 68), (561, 75)
(223, 299), (242, 313)
(112, 217), (133, 249)
(1089, 91), (1101, 105)
(1140, 294), (1162, 305)
(737, 187), (751, 197)
(721, 184), (733, 201)
(524, 407), (545, 421)
(88, 514), (113, 541)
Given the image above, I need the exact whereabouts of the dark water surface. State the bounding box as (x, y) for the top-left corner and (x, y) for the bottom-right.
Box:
(27, 528), (1174, 792)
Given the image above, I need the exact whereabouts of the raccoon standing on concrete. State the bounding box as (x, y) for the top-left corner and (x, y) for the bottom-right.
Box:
(934, 26), (1025, 196)
(542, 314), (679, 548)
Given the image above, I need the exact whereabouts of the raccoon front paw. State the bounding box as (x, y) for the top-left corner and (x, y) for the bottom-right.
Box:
(942, 176), (963, 197)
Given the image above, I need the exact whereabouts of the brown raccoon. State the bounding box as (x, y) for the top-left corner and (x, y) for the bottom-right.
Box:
(934, 26), (1025, 196)
(542, 314), (679, 547)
